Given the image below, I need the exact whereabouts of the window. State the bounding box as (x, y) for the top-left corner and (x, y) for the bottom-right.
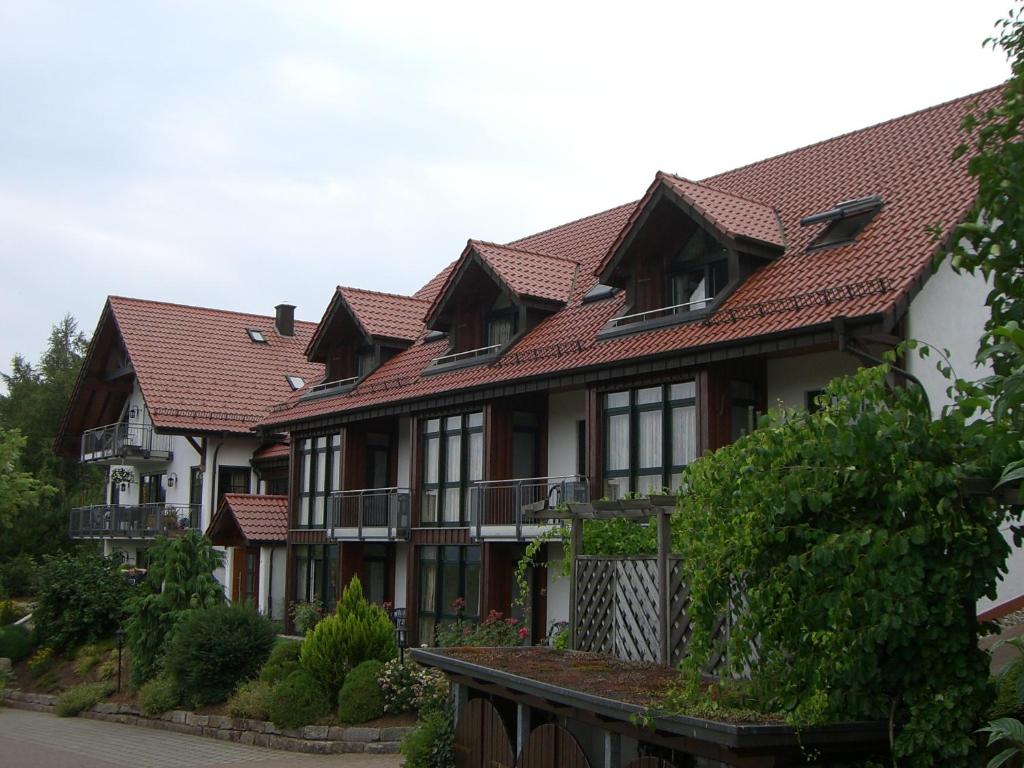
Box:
(362, 543), (389, 606)
(189, 467), (203, 507)
(217, 466), (251, 505)
(246, 329), (267, 344)
(421, 412), (483, 525)
(603, 382), (697, 497)
(266, 475), (289, 496)
(292, 544), (339, 610)
(486, 311), (515, 347)
(731, 380), (759, 441)
(296, 435), (341, 527)
(356, 348), (376, 378)
(802, 195), (883, 251)
(286, 375), (305, 390)
(417, 545), (480, 643)
(139, 473), (166, 504)
(668, 229), (729, 312)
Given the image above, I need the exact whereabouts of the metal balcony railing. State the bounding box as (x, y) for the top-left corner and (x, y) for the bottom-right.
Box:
(606, 297), (713, 329)
(68, 503), (200, 539)
(328, 487), (411, 540)
(79, 422), (173, 463)
(430, 344), (501, 368)
(469, 476), (589, 539)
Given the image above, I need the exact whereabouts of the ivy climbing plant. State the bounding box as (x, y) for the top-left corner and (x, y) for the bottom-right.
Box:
(675, 366), (1006, 767)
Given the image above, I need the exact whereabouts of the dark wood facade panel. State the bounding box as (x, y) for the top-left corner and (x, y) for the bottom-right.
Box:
(411, 528), (471, 546)
(515, 723), (591, 768)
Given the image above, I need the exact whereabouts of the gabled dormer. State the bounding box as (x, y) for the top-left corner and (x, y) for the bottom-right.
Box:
(423, 240), (579, 372)
(596, 172), (786, 337)
(304, 287), (427, 397)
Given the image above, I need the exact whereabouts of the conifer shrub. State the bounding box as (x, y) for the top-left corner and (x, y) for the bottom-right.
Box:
(267, 670), (331, 729)
(299, 576), (396, 699)
(0, 624), (33, 662)
(337, 659), (385, 723)
(259, 638), (301, 686)
(165, 603), (274, 706)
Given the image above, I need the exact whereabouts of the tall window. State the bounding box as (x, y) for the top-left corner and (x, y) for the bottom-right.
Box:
(189, 467), (204, 507)
(296, 435), (341, 527)
(356, 348), (375, 378)
(418, 545), (480, 643)
(139, 473), (166, 504)
(421, 413), (483, 525)
(293, 544), (339, 610)
(486, 311), (515, 347)
(668, 229), (729, 312)
(217, 466), (251, 506)
(603, 381), (697, 497)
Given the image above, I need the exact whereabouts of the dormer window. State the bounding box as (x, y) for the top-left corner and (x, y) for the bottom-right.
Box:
(286, 375), (305, 390)
(356, 348), (376, 378)
(667, 229), (729, 314)
(485, 296), (517, 348)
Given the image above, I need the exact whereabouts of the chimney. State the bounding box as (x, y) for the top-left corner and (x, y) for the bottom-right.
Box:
(275, 303), (295, 337)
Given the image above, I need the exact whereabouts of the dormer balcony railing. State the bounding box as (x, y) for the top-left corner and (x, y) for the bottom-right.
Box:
(80, 422), (173, 463)
(606, 297), (712, 330)
(430, 343), (502, 369)
(68, 503), (200, 539)
(328, 487), (411, 541)
(301, 376), (360, 400)
(469, 475), (589, 540)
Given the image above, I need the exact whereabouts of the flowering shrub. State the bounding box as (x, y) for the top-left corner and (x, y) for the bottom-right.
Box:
(378, 658), (419, 714)
(412, 666), (449, 715)
(435, 603), (527, 647)
(28, 647), (54, 677)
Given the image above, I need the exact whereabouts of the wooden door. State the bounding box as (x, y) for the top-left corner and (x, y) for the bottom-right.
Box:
(516, 723), (591, 768)
(233, 547), (259, 604)
(454, 698), (515, 768)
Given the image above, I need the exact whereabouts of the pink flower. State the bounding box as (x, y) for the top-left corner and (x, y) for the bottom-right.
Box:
(518, 627), (529, 639)
(505, 617), (517, 626)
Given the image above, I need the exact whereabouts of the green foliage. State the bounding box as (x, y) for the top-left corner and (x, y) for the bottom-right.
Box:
(0, 624), (33, 661)
(676, 366), (1003, 766)
(0, 598), (25, 626)
(267, 670), (331, 729)
(299, 576), (396, 700)
(411, 666), (449, 716)
(583, 517), (656, 555)
(164, 603), (274, 707)
(33, 551), (130, 652)
(227, 679), (273, 720)
(125, 531), (224, 686)
(337, 660), (385, 723)
(436, 608), (526, 647)
(378, 659), (419, 714)
(979, 718), (1024, 768)
(28, 647), (54, 677)
(259, 638), (302, 686)
(73, 642), (112, 678)
(0, 316), (105, 564)
(290, 599), (324, 636)
(400, 706), (455, 768)
(55, 682), (114, 717)
(551, 625), (569, 650)
(0, 554), (38, 598)
(0, 428), (55, 535)
(990, 638), (1024, 719)
(138, 675), (179, 716)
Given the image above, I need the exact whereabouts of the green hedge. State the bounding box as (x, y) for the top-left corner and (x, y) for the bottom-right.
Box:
(268, 670), (330, 729)
(337, 660), (385, 723)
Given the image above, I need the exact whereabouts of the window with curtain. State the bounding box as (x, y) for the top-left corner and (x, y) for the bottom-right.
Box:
(417, 545), (480, 644)
(603, 381), (696, 496)
(486, 312), (515, 347)
(668, 229), (730, 313)
(296, 434), (342, 527)
(420, 412), (483, 526)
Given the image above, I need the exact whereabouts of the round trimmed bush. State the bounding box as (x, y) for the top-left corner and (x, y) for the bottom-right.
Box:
(138, 675), (179, 716)
(259, 639), (301, 686)
(268, 670), (331, 729)
(165, 603), (275, 706)
(337, 660), (385, 724)
(0, 624), (33, 662)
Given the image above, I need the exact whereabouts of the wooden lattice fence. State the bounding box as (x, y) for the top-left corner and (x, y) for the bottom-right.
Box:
(575, 554), (727, 670)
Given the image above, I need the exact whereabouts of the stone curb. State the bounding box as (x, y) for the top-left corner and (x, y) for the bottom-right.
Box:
(1, 689), (411, 754)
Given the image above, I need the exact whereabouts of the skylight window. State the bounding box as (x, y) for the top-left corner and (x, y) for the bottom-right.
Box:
(801, 195), (883, 251)
(247, 329), (267, 344)
(286, 375), (305, 390)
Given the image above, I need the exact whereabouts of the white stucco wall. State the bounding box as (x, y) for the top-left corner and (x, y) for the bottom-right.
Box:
(545, 541), (571, 631)
(547, 389), (585, 478)
(765, 350), (862, 412)
(906, 259), (993, 417)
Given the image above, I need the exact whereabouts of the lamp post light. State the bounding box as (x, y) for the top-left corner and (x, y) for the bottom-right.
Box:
(115, 627), (125, 692)
(393, 608), (408, 665)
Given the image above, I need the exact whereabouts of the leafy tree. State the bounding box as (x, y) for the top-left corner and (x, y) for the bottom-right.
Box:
(676, 366), (1004, 767)
(0, 315), (104, 566)
(0, 427), (53, 532)
(125, 531), (224, 685)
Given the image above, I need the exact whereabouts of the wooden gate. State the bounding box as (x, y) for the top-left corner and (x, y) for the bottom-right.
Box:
(454, 698), (515, 768)
(516, 724), (591, 768)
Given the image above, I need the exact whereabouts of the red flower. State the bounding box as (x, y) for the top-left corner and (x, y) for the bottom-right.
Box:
(452, 596), (466, 611)
(505, 617), (517, 626)
(518, 627), (529, 639)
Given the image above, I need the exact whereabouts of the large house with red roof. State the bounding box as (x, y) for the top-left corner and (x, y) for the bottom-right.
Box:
(57, 84), (1021, 638)
(55, 299), (322, 620)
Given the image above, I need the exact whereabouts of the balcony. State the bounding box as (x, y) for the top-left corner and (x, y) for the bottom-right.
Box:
(469, 476), (589, 540)
(80, 422), (173, 464)
(328, 487), (411, 541)
(68, 503), (200, 539)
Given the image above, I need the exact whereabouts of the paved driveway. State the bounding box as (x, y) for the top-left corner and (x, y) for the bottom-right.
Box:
(0, 708), (403, 768)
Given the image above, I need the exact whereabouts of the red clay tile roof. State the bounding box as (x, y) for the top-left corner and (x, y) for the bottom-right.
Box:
(471, 241), (580, 304)
(306, 286), (428, 361)
(108, 297), (324, 433)
(208, 493), (288, 544)
(413, 261), (457, 303)
(253, 442), (289, 461)
(260, 85), (1002, 430)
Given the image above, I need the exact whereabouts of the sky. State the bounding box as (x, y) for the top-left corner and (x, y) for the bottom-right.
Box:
(0, 1), (1013, 378)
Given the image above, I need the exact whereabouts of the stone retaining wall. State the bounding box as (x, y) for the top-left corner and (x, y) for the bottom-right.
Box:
(0, 689), (412, 754)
